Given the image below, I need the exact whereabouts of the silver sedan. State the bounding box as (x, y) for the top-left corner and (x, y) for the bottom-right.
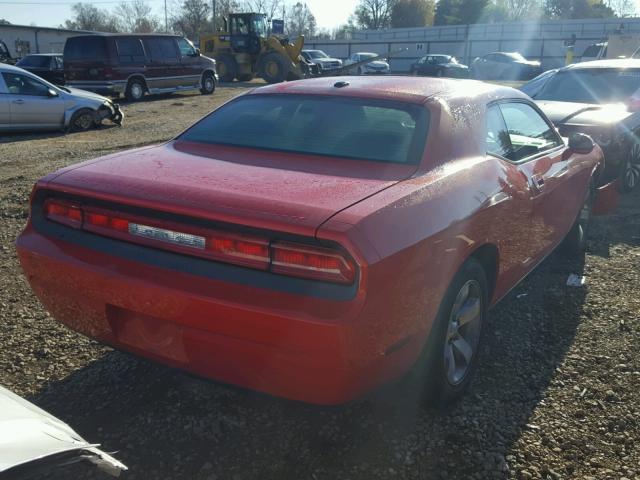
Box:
(0, 63), (123, 133)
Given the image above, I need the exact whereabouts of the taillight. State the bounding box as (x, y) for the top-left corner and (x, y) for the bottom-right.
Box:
(207, 232), (269, 270)
(271, 242), (356, 284)
(43, 199), (82, 228)
(41, 198), (356, 284)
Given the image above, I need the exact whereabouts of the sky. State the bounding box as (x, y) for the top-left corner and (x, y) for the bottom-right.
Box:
(0, 0), (360, 31)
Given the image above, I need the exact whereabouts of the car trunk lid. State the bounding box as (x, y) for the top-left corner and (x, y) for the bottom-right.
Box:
(45, 141), (417, 237)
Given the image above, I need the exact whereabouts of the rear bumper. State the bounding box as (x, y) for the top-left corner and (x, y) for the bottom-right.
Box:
(16, 222), (415, 405)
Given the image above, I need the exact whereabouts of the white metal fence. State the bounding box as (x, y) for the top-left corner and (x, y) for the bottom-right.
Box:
(306, 18), (640, 72)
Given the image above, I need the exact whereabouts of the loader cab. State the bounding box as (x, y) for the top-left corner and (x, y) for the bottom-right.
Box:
(229, 13), (268, 55)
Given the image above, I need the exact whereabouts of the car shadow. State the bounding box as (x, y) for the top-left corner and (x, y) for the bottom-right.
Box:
(23, 244), (596, 480)
(0, 124), (121, 144)
(589, 188), (640, 258)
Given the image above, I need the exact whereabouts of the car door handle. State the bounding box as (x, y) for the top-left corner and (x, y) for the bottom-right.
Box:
(530, 174), (545, 193)
(12, 99), (24, 104)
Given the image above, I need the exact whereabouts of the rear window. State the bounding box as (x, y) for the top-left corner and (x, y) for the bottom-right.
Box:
(116, 38), (146, 64)
(179, 95), (429, 164)
(16, 56), (51, 68)
(536, 68), (640, 103)
(64, 36), (107, 60)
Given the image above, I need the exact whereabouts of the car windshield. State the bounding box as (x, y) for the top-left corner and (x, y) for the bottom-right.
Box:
(535, 68), (640, 103)
(306, 50), (328, 59)
(179, 94), (429, 164)
(16, 56), (51, 68)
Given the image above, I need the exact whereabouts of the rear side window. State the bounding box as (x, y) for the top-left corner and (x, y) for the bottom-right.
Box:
(116, 38), (145, 64)
(179, 94), (429, 164)
(143, 38), (177, 61)
(486, 102), (563, 161)
(64, 36), (107, 60)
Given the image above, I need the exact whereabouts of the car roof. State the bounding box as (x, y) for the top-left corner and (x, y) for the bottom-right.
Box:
(68, 33), (181, 38)
(562, 58), (640, 70)
(250, 75), (526, 105)
(0, 63), (35, 74)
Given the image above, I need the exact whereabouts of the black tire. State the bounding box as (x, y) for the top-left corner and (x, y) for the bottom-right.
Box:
(237, 73), (254, 82)
(216, 55), (237, 82)
(68, 108), (96, 132)
(125, 78), (145, 102)
(562, 184), (594, 256)
(618, 141), (640, 193)
(408, 258), (488, 407)
(259, 53), (287, 84)
(200, 71), (216, 95)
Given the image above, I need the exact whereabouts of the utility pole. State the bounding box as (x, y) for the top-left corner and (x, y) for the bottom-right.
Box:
(212, 0), (216, 31)
(164, 0), (168, 33)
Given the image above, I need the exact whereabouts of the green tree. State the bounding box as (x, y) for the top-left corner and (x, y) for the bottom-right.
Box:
(354, 0), (395, 29)
(434, 0), (487, 25)
(545, 0), (615, 18)
(391, 0), (435, 27)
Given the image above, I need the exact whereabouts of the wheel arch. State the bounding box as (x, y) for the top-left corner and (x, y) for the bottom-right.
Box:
(468, 243), (499, 304)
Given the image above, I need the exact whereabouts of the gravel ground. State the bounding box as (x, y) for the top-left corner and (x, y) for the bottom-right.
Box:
(0, 83), (639, 480)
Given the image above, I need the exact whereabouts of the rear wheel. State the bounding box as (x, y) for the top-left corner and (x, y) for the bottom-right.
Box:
(125, 78), (145, 102)
(200, 71), (215, 94)
(408, 258), (487, 407)
(259, 53), (287, 84)
(68, 108), (96, 132)
(216, 55), (237, 82)
(619, 141), (640, 192)
(562, 184), (594, 256)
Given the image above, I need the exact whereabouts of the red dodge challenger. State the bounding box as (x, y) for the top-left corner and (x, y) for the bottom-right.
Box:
(17, 77), (606, 405)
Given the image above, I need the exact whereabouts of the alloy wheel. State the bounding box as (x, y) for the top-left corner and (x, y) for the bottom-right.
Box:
(443, 279), (482, 385)
(623, 142), (640, 191)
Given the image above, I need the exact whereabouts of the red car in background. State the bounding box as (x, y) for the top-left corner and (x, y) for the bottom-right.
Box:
(17, 77), (605, 405)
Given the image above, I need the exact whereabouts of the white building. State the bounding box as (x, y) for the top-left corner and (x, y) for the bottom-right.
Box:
(0, 24), (94, 59)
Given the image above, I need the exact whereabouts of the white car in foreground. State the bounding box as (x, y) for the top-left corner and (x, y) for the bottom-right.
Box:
(0, 385), (126, 477)
(344, 52), (390, 75)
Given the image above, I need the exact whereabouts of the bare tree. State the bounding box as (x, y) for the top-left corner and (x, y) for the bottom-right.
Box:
(502, 0), (542, 20)
(354, 0), (394, 29)
(171, 0), (210, 40)
(115, 0), (160, 33)
(242, 0), (282, 19)
(63, 3), (119, 32)
(286, 2), (316, 38)
(213, 0), (241, 30)
(608, 0), (635, 17)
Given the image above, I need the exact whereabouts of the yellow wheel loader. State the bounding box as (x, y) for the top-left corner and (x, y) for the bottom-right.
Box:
(200, 12), (317, 84)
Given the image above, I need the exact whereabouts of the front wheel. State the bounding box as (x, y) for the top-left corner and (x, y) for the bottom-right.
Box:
(408, 258), (487, 407)
(619, 141), (640, 192)
(562, 185), (593, 256)
(200, 71), (215, 95)
(259, 53), (287, 84)
(68, 108), (96, 132)
(125, 78), (145, 102)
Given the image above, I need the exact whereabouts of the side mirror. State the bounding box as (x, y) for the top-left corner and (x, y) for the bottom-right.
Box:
(193, 48), (201, 56)
(47, 88), (58, 97)
(568, 132), (595, 154)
